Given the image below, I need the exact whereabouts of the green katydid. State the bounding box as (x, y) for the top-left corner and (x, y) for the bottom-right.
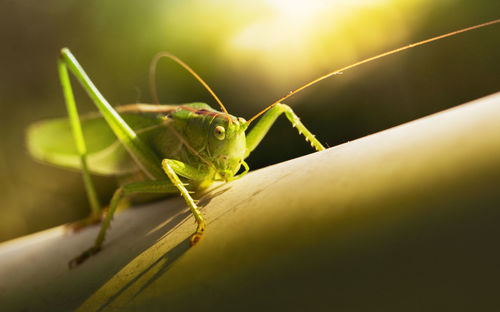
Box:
(26, 19), (499, 267)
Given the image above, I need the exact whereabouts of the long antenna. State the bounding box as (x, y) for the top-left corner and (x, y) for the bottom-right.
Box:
(247, 19), (500, 125)
(149, 52), (232, 124)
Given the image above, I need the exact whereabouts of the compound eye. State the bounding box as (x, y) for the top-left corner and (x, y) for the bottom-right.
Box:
(214, 125), (226, 140)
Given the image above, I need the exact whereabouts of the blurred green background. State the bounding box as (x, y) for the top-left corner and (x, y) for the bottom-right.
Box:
(0, 0), (498, 242)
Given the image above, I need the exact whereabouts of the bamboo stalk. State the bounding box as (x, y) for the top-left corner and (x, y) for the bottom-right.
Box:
(2, 92), (500, 311)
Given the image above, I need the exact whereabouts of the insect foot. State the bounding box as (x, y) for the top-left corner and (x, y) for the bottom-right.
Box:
(190, 233), (203, 246)
(68, 246), (101, 268)
(190, 223), (206, 246)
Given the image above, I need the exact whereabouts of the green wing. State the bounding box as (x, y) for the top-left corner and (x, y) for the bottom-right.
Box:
(27, 112), (165, 176)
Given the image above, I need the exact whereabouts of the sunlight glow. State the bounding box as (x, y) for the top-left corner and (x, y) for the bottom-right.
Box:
(226, 0), (410, 87)
(230, 0), (335, 54)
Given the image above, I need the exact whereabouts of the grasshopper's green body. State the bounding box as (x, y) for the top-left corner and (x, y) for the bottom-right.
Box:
(27, 20), (497, 266)
(29, 103), (248, 187)
(27, 48), (324, 266)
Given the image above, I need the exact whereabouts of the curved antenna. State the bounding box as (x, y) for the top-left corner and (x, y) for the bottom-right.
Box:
(149, 52), (232, 124)
(247, 19), (500, 125)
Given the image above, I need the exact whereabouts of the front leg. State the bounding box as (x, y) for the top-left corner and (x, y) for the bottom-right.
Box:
(245, 103), (325, 158)
(70, 160), (208, 267)
(162, 159), (207, 245)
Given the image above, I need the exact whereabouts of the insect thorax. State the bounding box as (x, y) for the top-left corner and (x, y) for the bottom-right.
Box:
(149, 104), (247, 185)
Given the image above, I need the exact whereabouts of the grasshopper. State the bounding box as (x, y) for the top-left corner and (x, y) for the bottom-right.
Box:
(26, 19), (499, 266)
